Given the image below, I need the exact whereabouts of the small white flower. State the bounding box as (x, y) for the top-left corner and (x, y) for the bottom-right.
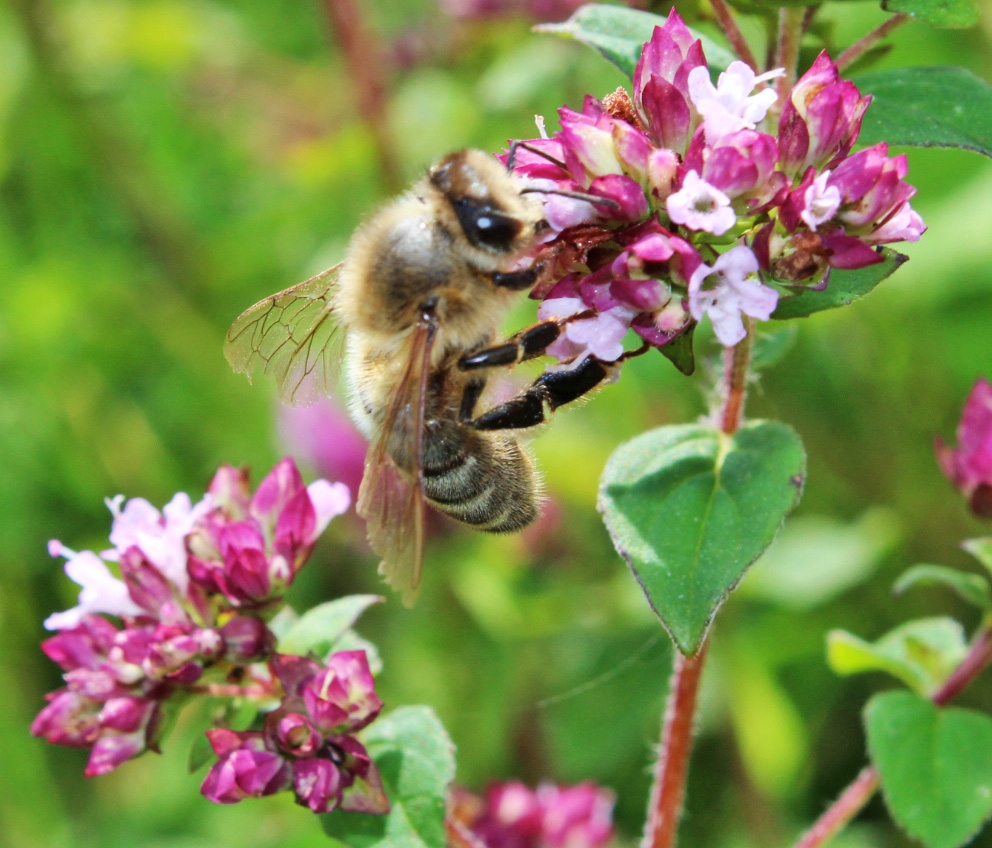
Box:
(306, 480), (351, 541)
(688, 245), (778, 346)
(44, 549), (143, 630)
(666, 171), (737, 235)
(538, 297), (634, 367)
(801, 171), (841, 231)
(105, 492), (212, 594)
(688, 61), (785, 142)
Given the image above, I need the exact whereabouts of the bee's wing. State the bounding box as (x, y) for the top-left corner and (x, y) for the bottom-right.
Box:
(224, 264), (344, 406)
(356, 313), (438, 606)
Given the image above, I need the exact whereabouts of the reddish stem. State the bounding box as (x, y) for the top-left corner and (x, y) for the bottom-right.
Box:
(189, 684), (272, 699)
(319, 0), (402, 192)
(835, 15), (910, 72)
(719, 317), (755, 435)
(791, 625), (992, 848)
(710, 0), (759, 72)
(641, 640), (710, 848)
(773, 8), (804, 105)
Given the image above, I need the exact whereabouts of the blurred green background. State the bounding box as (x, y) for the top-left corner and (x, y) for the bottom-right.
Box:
(2, 1), (992, 846)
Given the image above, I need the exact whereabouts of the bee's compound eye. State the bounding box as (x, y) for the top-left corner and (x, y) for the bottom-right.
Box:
(454, 198), (521, 252)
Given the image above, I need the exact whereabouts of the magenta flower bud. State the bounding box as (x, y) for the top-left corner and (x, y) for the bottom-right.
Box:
(201, 729), (291, 804)
(216, 521), (272, 601)
(303, 651), (383, 734)
(31, 689), (100, 747)
(117, 547), (184, 622)
(220, 616), (272, 662)
(936, 378), (992, 518)
(648, 148), (679, 199)
(610, 120), (652, 184)
(275, 712), (322, 757)
(292, 757), (343, 813)
(488, 781), (543, 832)
(778, 51), (871, 176)
(41, 617), (118, 672)
(535, 782), (615, 848)
(84, 697), (159, 776)
(558, 106), (624, 185)
(333, 735), (390, 814)
(686, 129), (782, 208)
(206, 465), (252, 518)
(587, 174), (649, 221)
(632, 11), (706, 152)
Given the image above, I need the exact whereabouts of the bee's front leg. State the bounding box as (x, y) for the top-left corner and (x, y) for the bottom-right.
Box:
(458, 320), (565, 372)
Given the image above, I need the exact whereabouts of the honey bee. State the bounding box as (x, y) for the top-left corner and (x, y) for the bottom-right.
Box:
(225, 148), (632, 604)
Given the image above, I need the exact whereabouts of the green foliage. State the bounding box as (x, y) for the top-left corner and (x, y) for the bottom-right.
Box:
(660, 325), (696, 375)
(963, 537), (992, 572)
(894, 564), (992, 610)
(827, 618), (968, 696)
(882, 0), (980, 28)
(534, 4), (736, 80)
(598, 421), (806, 655)
(865, 691), (992, 848)
(770, 250), (907, 320)
(855, 68), (992, 157)
(321, 707), (456, 848)
(276, 595), (383, 658)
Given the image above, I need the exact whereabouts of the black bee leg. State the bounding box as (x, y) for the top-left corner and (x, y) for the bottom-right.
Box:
(459, 377), (487, 422)
(459, 318), (584, 372)
(491, 266), (540, 291)
(470, 356), (617, 432)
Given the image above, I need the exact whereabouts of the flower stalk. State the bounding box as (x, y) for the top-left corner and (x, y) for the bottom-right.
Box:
(642, 640), (710, 848)
(774, 7), (805, 105)
(836, 14), (910, 72)
(792, 623), (992, 848)
(719, 317), (755, 435)
(709, 0), (759, 72)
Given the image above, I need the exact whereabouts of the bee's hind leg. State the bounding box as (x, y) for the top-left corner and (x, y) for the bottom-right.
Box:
(465, 355), (617, 432)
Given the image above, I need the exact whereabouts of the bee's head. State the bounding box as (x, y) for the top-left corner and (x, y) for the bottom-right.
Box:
(429, 150), (544, 259)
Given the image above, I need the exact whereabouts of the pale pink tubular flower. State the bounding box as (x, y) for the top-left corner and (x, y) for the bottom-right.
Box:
(688, 245), (778, 346)
(687, 61), (784, 143)
(666, 171), (737, 235)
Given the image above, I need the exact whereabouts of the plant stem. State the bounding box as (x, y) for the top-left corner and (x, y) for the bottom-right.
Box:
(319, 0), (403, 193)
(446, 816), (489, 848)
(719, 317), (755, 435)
(710, 0), (759, 72)
(791, 624), (992, 848)
(189, 684), (273, 699)
(835, 15), (910, 72)
(641, 640), (710, 848)
(774, 7), (805, 104)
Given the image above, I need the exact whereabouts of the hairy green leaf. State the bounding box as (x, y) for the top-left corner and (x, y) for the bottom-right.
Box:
(827, 618), (968, 696)
(277, 595), (382, 657)
(599, 421), (805, 654)
(771, 250), (907, 320)
(855, 67), (992, 157)
(895, 564), (991, 610)
(866, 691), (992, 848)
(321, 706), (456, 848)
(882, 0), (979, 28)
(535, 4), (736, 79)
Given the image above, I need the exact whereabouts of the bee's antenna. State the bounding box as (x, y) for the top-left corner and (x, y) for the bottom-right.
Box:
(520, 186), (622, 211)
(506, 140), (567, 173)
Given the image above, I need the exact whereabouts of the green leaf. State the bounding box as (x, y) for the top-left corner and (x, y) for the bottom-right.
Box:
(188, 732), (214, 774)
(534, 4), (736, 80)
(881, 0), (979, 28)
(854, 67), (992, 157)
(865, 691), (992, 848)
(894, 564), (991, 610)
(963, 537), (992, 573)
(321, 706), (456, 848)
(659, 325), (696, 375)
(598, 421), (805, 654)
(277, 595), (382, 657)
(771, 250), (907, 320)
(827, 618), (968, 696)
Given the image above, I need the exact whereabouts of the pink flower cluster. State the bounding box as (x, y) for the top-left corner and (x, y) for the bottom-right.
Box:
(509, 10), (924, 357)
(202, 651), (387, 813)
(452, 781), (615, 848)
(937, 377), (992, 518)
(31, 459), (385, 815)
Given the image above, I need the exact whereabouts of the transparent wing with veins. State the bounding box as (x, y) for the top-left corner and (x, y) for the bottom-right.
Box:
(224, 264), (344, 406)
(356, 314), (437, 606)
